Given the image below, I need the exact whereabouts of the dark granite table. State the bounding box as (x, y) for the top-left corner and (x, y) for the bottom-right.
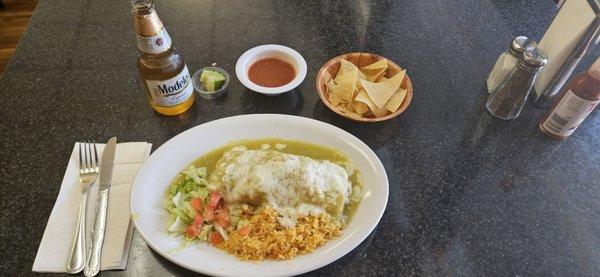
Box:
(2, 0), (599, 276)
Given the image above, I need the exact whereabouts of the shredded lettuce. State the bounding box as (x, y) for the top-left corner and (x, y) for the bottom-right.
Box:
(190, 187), (209, 200)
(214, 225), (229, 241)
(199, 224), (213, 241)
(165, 166), (216, 243)
(161, 198), (175, 210)
(183, 201), (197, 219)
(167, 170), (208, 199)
(168, 217), (187, 233)
(182, 165), (208, 185)
(170, 208), (191, 224)
(167, 184), (178, 199)
(172, 192), (184, 209)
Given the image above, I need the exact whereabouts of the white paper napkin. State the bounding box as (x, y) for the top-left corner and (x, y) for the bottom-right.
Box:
(33, 142), (152, 273)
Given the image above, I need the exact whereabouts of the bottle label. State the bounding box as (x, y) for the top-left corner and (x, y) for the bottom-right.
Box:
(541, 90), (599, 136)
(145, 66), (193, 107)
(136, 27), (172, 54)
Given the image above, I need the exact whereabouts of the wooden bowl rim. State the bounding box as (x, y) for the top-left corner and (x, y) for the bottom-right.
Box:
(315, 52), (413, 123)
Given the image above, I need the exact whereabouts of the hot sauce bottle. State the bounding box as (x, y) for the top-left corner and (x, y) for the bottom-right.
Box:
(539, 58), (600, 139)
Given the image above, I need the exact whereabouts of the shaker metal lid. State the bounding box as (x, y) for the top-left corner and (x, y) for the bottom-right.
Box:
(522, 46), (548, 68)
(510, 36), (534, 53)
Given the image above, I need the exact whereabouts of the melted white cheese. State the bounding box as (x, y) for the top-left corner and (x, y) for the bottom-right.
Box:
(209, 147), (352, 227)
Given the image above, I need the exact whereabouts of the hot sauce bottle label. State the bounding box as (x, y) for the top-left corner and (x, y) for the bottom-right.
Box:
(136, 27), (172, 54)
(145, 65), (193, 107)
(542, 90), (599, 136)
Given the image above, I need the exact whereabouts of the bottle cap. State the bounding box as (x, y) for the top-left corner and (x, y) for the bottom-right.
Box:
(131, 0), (153, 13)
(521, 46), (548, 68)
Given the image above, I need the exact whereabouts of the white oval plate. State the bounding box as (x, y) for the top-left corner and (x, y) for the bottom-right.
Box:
(130, 114), (388, 277)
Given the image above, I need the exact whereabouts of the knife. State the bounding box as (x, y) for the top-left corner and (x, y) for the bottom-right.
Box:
(84, 137), (117, 277)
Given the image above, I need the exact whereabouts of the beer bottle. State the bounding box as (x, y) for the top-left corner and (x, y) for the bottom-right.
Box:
(131, 0), (194, 116)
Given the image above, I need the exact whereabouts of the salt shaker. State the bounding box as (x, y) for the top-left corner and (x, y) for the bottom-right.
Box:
(487, 36), (536, 93)
(486, 46), (548, 120)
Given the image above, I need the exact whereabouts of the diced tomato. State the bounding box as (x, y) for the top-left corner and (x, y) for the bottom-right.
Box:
(185, 224), (200, 238)
(203, 205), (215, 221)
(209, 231), (223, 245)
(238, 225), (251, 236)
(214, 218), (230, 229)
(208, 191), (221, 209)
(190, 197), (203, 211)
(214, 210), (230, 228)
(194, 214), (204, 226)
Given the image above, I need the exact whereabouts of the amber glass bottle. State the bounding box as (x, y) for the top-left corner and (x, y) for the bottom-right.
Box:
(539, 58), (600, 139)
(131, 0), (195, 116)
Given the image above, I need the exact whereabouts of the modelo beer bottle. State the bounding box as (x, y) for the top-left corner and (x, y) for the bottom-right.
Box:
(131, 0), (194, 115)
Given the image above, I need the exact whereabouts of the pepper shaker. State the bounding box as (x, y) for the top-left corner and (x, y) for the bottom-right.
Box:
(487, 36), (536, 93)
(486, 46), (548, 120)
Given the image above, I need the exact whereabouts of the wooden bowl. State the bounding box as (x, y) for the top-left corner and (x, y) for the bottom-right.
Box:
(316, 52), (413, 122)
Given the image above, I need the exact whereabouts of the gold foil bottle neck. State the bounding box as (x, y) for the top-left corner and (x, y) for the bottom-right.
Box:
(131, 0), (164, 36)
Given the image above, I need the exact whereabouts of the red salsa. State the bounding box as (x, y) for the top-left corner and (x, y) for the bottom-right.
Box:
(248, 58), (296, 87)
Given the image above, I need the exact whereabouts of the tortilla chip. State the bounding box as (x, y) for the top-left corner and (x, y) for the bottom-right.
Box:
(359, 69), (405, 109)
(336, 103), (363, 118)
(329, 92), (344, 106)
(355, 89), (389, 117)
(384, 88), (407, 112)
(333, 60), (358, 103)
(352, 100), (370, 115)
(356, 65), (373, 90)
(337, 104), (351, 113)
(360, 59), (388, 82)
(372, 70), (387, 82)
(333, 60), (359, 102)
(387, 69), (405, 86)
(326, 80), (335, 92)
(361, 59), (388, 71)
(337, 59), (357, 76)
(327, 80), (345, 106)
(326, 80), (336, 98)
(359, 80), (398, 109)
(362, 68), (386, 82)
(356, 78), (364, 91)
(358, 70), (367, 80)
(329, 80), (350, 104)
(352, 87), (360, 100)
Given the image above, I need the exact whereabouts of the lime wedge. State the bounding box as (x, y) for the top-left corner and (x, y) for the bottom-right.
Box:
(200, 69), (226, 92)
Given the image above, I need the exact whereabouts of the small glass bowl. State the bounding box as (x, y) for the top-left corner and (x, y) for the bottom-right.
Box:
(192, 66), (230, 99)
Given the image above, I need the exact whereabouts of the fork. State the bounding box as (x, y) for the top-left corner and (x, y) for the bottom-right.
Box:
(66, 142), (99, 274)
